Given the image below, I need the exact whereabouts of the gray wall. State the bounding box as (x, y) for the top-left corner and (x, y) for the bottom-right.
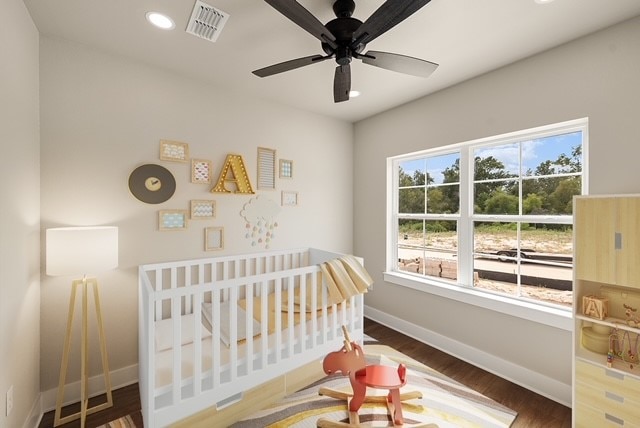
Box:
(354, 16), (640, 405)
(38, 37), (354, 404)
(0, 1), (41, 427)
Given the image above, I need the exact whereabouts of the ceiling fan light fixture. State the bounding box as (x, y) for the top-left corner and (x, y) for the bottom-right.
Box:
(146, 12), (175, 30)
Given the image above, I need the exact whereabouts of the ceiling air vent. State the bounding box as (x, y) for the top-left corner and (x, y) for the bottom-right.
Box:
(186, 0), (230, 43)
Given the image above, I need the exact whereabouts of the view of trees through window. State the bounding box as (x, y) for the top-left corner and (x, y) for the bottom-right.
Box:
(394, 127), (584, 308)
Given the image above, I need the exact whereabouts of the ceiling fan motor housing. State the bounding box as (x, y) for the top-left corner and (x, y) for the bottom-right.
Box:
(322, 17), (364, 63)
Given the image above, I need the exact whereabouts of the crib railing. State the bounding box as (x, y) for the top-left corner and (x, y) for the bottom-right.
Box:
(138, 248), (364, 428)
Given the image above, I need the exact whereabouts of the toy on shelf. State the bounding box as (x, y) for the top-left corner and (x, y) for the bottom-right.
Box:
(317, 326), (436, 428)
(623, 303), (640, 328)
(582, 295), (609, 320)
(608, 329), (640, 370)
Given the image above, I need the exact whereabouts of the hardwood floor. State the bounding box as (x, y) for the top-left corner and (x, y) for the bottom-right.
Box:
(38, 383), (143, 428)
(38, 318), (571, 427)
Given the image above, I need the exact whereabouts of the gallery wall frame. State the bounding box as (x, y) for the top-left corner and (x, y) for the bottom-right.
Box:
(191, 158), (213, 184)
(205, 227), (224, 251)
(279, 159), (293, 179)
(257, 147), (276, 190)
(158, 210), (189, 231)
(160, 139), (189, 162)
(190, 200), (216, 219)
(281, 191), (298, 207)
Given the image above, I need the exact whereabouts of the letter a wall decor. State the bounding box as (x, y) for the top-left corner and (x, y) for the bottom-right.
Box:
(211, 154), (255, 194)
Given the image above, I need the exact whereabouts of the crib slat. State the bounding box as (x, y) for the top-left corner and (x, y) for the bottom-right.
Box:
(229, 286), (238, 382)
(185, 268), (192, 314)
(212, 289), (221, 389)
(310, 273), (317, 348)
(245, 282), (254, 374)
(155, 269), (162, 321)
(287, 276), (294, 358)
(321, 280), (329, 345)
(193, 291), (202, 397)
(260, 280), (268, 369)
(171, 297), (182, 405)
(298, 273), (306, 352)
(170, 267), (177, 289)
(274, 278), (282, 363)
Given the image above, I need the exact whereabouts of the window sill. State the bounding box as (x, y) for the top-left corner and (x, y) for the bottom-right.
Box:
(383, 271), (572, 331)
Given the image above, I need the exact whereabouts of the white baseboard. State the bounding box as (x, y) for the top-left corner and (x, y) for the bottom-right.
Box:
(40, 363), (139, 413)
(364, 305), (571, 407)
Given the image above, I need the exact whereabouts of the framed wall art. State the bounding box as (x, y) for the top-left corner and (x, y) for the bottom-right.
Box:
(279, 159), (293, 179)
(158, 210), (188, 231)
(190, 200), (216, 219)
(205, 227), (224, 251)
(160, 139), (189, 162)
(281, 191), (298, 207)
(257, 147), (276, 190)
(191, 158), (213, 184)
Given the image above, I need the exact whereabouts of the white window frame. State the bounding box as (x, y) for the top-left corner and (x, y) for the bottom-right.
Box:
(385, 118), (589, 331)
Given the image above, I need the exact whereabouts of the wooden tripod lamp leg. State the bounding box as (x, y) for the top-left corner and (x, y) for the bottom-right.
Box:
(53, 278), (113, 428)
(54, 280), (79, 427)
(92, 279), (113, 408)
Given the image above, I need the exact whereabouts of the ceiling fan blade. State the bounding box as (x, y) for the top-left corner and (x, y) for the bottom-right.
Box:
(334, 64), (351, 103)
(253, 55), (330, 77)
(351, 0), (432, 48)
(264, 0), (338, 49)
(361, 51), (438, 77)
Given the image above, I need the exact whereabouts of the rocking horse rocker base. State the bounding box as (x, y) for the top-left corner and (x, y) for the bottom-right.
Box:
(317, 327), (437, 428)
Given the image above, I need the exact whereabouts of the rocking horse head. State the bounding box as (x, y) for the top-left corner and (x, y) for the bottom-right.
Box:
(322, 326), (366, 376)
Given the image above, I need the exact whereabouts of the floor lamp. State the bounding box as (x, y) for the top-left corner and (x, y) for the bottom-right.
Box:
(46, 226), (118, 428)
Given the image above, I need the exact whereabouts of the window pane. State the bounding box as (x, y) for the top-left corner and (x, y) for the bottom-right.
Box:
(427, 153), (460, 184)
(398, 219), (424, 274)
(519, 261), (572, 307)
(473, 222), (573, 306)
(398, 220), (457, 280)
(522, 131), (582, 177)
(473, 143), (519, 180)
(522, 176), (581, 215)
(399, 188), (425, 214)
(399, 160), (426, 186)
(474, 222), (518, 259)
(427, 185), (459, 214)
(474, 180), (519, 214)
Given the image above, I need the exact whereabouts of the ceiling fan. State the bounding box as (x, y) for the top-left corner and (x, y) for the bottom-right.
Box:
(253, 0), (439, 103)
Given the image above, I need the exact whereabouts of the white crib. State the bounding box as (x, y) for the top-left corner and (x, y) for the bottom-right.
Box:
(138, 248), (365, 427)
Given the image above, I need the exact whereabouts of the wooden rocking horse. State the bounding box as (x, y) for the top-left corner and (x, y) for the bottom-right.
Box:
(317, 326), (437, 428)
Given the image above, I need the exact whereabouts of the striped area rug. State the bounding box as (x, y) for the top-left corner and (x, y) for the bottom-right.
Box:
(232, 343), (517, 428)
(96, 414), (136, 428)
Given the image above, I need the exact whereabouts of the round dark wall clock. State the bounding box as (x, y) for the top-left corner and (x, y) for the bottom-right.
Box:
(128, 164), (176, 204)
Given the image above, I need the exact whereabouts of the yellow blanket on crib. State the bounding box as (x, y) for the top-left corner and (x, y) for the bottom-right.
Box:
(321, 255), (373, 305)
(237, 255), (372, 333)
(238, 286), (340, 334)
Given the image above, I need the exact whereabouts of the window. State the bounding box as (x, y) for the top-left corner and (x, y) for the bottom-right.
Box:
(388, 119), (587, 310)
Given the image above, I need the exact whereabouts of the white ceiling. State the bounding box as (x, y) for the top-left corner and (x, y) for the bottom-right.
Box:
(23, 0), (640, 123)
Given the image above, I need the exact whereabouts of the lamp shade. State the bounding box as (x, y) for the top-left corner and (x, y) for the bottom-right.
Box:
(46, 226), (118, 276)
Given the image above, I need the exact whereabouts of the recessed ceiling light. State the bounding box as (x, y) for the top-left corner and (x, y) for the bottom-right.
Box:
(146, 12), (175, 30)
(534, 0), (555, 4)
(349, 90), (361, 98)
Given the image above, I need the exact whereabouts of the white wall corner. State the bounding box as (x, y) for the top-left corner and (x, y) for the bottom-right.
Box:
(24, 393), (43, 428)
(364, 305), (572, 407)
